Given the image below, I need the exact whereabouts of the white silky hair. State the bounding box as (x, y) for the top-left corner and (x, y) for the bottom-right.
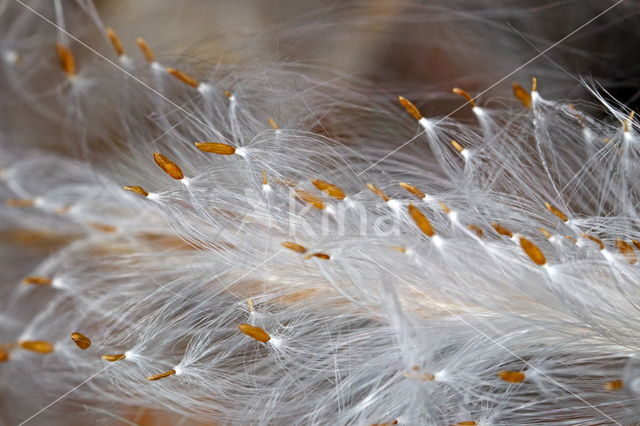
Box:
(1, 0), (640, 425)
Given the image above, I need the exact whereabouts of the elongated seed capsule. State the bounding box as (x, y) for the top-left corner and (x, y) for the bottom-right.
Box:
(492, 223), (513, 238)
(312, 179), (346, 200)
(398, 96), (423, 120)
(19, 340), (54, 354)
(304, 252), (331, 260)
(56, 43), (76, 76)
(367, 183), (390, 202)
(70, 332), (91, 350)
(295, 190), (324, 209)
(106, 27), (125, 57)
(238, 323), (270, 343)
(6, 199), (35, 208)
(194, 142), (236, 155)
(23, 276), (52, 286)
(498, 370), (526, 383)
(101, 353), (126, 362)
(399, 182), (425, 199)
(136, 37), (155, 63)
(605, 379), (623, 390)
(616, 239), (637, 264)
(123, 186), (149, 197)
(166, 67), (199, 88)
(520, 237), (546, 266)
(153, 153), (184, 180)
(408, 204), (435, 237)
(582, 234), (605, 250)
(452, 87), (476, 108)
(545, 202), (568, 222)
(512, 82), (532, 109)
(281, 241), (307, 253)
(147, 369), (176, 381)
(467, 224), (484, 238)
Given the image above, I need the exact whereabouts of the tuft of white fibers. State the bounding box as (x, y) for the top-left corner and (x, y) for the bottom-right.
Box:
(2, 0), (640, 425)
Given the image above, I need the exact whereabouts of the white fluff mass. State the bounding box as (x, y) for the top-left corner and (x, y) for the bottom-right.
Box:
(1, 1), (639, 425)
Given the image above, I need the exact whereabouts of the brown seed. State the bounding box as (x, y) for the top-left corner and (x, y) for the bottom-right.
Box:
(106, 27), (125, 57)
(70, 332), (91, 350)
(268, 118), (279, 130)
(538, 227), (552, 239)
(624, 111), (635, 133)
(312, 179), (346, 200)
(545, 202), (568, 222)
(452, 87), (476, 108)
(467, 224), (484, 238)
(512, 82), (532, 109)
(295, 190), (324, 210)
(450, 140), (464, 153)
(281, 241), (307, 254)
(616, 239), (637, 264)
(367, 183), (390, 202)
(88, 222), (117, 233)
(304, 252), (331, 260)
(438, 201), (451, 215)
(582, 234), (605, 250)
(22, 276), (52, 286)
(261, 171), (268, 185)
(136, 37), (155, 63)
(153, 153), (184, 180)
(497, 370), (526, 383)
(492, 223), (513, 238)
(457, 422), (477, 426)
(166, 67), (199, 88)
(520, 237), (546, 266)
(123, 186), (149, 197)
(194, 142), (237, 155)
(605, 379), (623, 391)
(403, 366), (435, 381)
(0, 347), (9, 362)
(101, 353), (126, 362)
(398, 96), (423, 120)
(147, 369), (176, 381)
(6, 199), (35, 208)
(408, 204), (435, 237)
(399, 182), (425, 199)
(56, 43), (76, 76)
(19, 340), (54, 354)
(238, 323), (270, 343)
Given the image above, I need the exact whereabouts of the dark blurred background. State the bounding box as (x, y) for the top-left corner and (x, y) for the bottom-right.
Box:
(98, 0), (640, 111)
